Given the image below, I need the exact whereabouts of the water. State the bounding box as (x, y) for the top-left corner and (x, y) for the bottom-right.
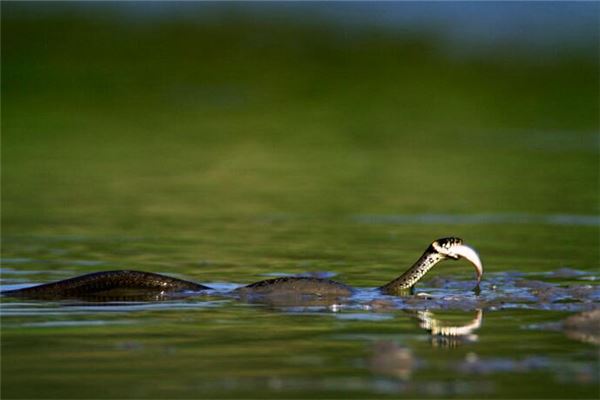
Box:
(2, 9), (598, 399)
(2, 225), (598, 399)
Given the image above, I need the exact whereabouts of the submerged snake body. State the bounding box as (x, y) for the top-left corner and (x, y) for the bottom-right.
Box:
(235, 276), (352, 297)
(2, 270), (208, 299)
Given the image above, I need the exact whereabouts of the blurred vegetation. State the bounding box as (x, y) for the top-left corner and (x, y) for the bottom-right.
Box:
(2, 9), (598, 235)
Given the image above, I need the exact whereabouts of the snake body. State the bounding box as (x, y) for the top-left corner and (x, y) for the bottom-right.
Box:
(2, 238), (482, 300)
(2, 270), (208, 299)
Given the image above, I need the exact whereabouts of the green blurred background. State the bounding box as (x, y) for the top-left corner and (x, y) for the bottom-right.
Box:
(2, 2), (598, 235)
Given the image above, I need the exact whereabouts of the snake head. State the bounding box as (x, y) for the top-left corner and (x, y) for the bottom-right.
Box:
(432, 237), (484, 284)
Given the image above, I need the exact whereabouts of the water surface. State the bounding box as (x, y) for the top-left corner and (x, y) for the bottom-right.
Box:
(2, 224), (599, 399)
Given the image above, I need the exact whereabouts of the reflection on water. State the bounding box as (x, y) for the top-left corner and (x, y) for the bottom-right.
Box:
(369, 341), (415, 380)
(563, 310), (600, 345)
(415, 309), (483, 336)
(369, 310), (483, 380)
(415, 309), (482, 348)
